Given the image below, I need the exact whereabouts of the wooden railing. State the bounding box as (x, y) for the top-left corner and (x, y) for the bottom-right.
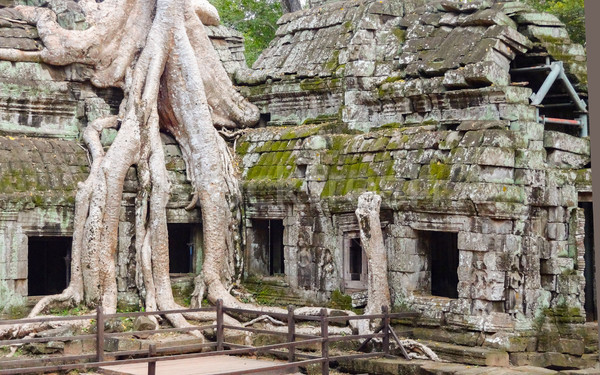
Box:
(0, 300), (418, 375)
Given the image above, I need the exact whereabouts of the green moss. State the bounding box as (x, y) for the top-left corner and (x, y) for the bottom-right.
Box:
(429, 161), (451, 180)
(343, 20), (354, 31)
(235, 141), (251, 155)
(329, 135), (349, 151)
(324, 50), (341, 72)
(0, 168), (38, 193)
(421, 118), (439, 126)
(340, 179), (355, 195)
(348, 163), (361, 178)
(379, 122), (402, 130)
(280, 125), (322, 140)
(299, 78), (326, 91)
(574, 168), (591, 184)
(259, 140), (274, 153)
(540, 303), (585, 325)
(172, 281), (194, 308)
(302, 114), (339, 125)
(31, 195), (44, 206)
(391, 27), (406, 43)
(244, 280), (289, 306)
(374, 151), (392, 162)
(383, 76), (405, 84)
(328, 289), (352, 310)
(366, 176), (381, 192)
(377, 86), (392, 98)
(353, 179), (367, 190)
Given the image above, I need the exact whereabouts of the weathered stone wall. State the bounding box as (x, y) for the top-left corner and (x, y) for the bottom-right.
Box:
(0, 136), (87, 300)
(236, 119), (591, 322)
(234, 0), (593, 354)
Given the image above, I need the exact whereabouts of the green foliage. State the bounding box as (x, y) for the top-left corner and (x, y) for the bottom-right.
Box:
(525, 0), (586, 44)
(49, 304), (89, 316)
(210, 0), (282, 66)
(328, 289), (352, 310)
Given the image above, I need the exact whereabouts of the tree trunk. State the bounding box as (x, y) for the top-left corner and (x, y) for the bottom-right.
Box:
(355, 192), (392, 317)
(3, 0), (259, 329)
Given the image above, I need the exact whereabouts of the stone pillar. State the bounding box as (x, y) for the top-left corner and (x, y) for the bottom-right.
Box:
(0, 211), (27, 310)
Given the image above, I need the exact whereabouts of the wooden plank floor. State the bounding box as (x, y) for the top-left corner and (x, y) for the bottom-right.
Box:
(98, 355), (295, 375)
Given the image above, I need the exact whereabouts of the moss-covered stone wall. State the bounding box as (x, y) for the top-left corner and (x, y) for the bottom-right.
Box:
(237, 115), (591, 335)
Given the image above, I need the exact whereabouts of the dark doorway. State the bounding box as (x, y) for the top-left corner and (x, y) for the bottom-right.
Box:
(343, 232), (367, 290)
(349, 238), (363, 281)
(168, 224), (195, 274)
(28, 237), (72, 296)
(580, 202), (597, 321)
(420, 231), (459, 299)
(251, 219), (285, 276)
(269, 220), (285, 275)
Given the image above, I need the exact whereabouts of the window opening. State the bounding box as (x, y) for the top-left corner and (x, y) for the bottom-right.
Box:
(297, 164), (307, 178)
(258, 113), (271, 128)
(28, 237), (72, 296)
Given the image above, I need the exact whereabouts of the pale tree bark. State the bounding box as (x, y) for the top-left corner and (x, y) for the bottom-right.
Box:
(355, 193), (392, 321)
(0, 0), (265, 332)
(0, 0), (374, 342)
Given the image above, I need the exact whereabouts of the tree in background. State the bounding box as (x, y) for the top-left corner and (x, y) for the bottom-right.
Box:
(525, 0), (585, 45)
(210, 0), (282, 66)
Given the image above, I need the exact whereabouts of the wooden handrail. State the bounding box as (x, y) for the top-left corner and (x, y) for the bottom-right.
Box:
(0, 300), (416, 375)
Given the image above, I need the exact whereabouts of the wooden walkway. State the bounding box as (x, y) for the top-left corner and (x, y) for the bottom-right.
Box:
(98, 355), (297, 375)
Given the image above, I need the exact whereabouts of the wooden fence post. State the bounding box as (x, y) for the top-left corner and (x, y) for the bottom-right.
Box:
(287, 305), (295, 363)
(216, 299), (224, 351)
(147, 344), (156, 375)
(320, 308), (329, 375)
(96, 305), (104, 362)
(382, 305), (390, 355)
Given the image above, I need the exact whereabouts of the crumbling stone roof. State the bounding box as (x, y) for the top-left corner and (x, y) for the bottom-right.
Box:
(237, 0), (587, 131)
(0, 134), (88, 209)
(247, 0), (585, 87)
(236, 122), (591, 213)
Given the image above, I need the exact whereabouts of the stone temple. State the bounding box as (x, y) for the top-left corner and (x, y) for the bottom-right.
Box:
(0, 0), (596, 368)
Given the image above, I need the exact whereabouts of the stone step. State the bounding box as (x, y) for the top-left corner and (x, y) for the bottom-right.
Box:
(558, 369), (600, 375)
(510, 352), (598, 369)
(418, 340), (509, 367)
(422, 362), (569, 374)
(243, 280), (308, 307)
(339, 357), (600, 375)
(338, 357), (568, 375)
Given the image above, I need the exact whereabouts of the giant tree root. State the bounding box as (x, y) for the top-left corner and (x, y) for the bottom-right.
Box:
(0, 0), (262, 335)
(0, 1), (411, 347)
